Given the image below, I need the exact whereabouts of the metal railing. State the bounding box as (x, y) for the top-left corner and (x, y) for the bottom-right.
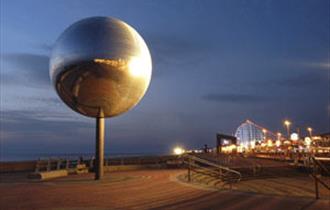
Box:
(35, 158), (85, 172)
(183, 154), (241, 189)
(34, 155), (183, 173)
(309, 156), (330, 199)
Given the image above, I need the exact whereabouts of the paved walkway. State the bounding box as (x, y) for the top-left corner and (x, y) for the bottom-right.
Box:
(0, 169), (329, 210)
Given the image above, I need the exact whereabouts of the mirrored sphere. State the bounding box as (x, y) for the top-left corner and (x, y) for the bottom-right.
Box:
(50, 17), (152, 118)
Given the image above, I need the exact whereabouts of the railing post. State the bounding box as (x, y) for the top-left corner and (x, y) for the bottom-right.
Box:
(314, 176), (319, 199)
(47, 159), (51, 171)
(35, 160), (40, 173)
(66, 159), (69, 169)
(89, 158), (94, 170)
(57, 159), (61, 170)
(313, 158), (319, 199)
(188, 156), (191, 182)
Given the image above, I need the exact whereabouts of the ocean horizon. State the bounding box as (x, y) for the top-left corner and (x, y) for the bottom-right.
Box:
(0, 151), (166, 162)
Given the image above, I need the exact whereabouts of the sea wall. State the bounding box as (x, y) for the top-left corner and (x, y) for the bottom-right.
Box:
(0, 155), (184, 173)
(0, 161), (36, 173)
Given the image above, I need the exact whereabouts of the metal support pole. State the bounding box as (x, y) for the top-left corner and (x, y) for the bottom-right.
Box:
(95, 116), (105, 180)
(313, 160), (319, 199)
(314, 176), (319, 199)
(188, 157), (191, 182)
(286, 126), (290, 139)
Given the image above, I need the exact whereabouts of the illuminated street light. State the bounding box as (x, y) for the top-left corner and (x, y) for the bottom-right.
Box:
(284, 120), (291, 138)
(277, 132), (282, 140)
(304, 137), (312, 147)
(250, 141), (256, 149)
(284, 140), (291, 145)
(230, 144), (237, 151)
(307, 127), (313, 137)
(267, 140), (273, 147)
(275, 140), (281, 147)
(238, 143), (244, 153)
(290, 133), (299, 141)
(173, 147), (185, 155)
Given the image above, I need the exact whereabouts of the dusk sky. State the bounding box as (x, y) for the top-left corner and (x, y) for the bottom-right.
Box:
(1, 0), (329, 160)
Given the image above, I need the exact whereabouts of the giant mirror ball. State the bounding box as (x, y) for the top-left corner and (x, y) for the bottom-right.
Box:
(50, 17), (152, 118)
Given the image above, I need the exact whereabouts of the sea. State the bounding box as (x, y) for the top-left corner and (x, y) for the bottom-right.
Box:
(0, 152), (164, 162)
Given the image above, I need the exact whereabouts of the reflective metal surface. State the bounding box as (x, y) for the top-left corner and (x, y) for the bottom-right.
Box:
(50, 17), (152, 118)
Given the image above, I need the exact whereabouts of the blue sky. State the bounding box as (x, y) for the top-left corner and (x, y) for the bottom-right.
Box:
(1, 0), (329, 160)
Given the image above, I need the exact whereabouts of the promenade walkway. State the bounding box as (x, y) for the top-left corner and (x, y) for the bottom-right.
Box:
(0, 169), (329, 210)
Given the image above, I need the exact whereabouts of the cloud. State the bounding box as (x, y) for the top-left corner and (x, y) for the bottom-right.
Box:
(293, 60), (330, 70)
(27, 96), (62, 106)
(271, 72), (327, 88)
(0, 109), (95, 157)
(246, 71), (328, 90)
(1, 53), (50, 86)
(149, 35), (209, 57)
(37, 43), (53, 53)
(146, 34), (215, 76)
(0, 108), (89, 125)
(202, 93), (267, 103)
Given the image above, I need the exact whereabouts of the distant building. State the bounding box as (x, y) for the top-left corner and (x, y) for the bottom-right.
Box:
(312, 132), (330, 147)
(234, 120), (265, 146)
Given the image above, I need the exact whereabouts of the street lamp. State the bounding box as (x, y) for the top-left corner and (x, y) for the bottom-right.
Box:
(275, 140), (281, 147)
(307, 127), (313, 137)
(277, 132), (282, 140)
(173, 147), (185, 155)
(290, 133), (299, 141)
(267, 140), (273, 147)
(284, 120), (291, 138)
(250, 141), (256, 149)
(304, 137), (312, 147)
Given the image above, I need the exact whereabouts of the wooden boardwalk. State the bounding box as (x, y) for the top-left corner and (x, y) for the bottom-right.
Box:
(0, 169), (329, 210)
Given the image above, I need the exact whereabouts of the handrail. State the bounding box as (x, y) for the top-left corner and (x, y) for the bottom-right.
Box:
(195, 153), (262, 176)
(311, 156), (330, 175)
(315, 157), (330, 162)
(313, 157), (330, 175)
(310, 156), (330, 199)
(185, 154), (240, 175)
(240, 155), (262, 174)
(184, 161), (235, 177)
(183, 154), (241, 187)
(310, 174), (330, 190)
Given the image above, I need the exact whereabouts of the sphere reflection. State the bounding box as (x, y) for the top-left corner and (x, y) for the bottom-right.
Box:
(49, 17), (152, 118)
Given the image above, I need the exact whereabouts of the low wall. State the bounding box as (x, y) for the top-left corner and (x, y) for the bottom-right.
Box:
(29, 170), (68, 180)
(0, 161), (36, 173)
(0, 155), (184, 173)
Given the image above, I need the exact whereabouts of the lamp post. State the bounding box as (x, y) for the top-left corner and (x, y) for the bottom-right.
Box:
(307, 127), (313, 137)
(284, 120), (291, 138)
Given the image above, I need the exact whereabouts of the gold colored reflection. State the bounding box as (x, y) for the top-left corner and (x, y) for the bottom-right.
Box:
(55, 58), (150, 118)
